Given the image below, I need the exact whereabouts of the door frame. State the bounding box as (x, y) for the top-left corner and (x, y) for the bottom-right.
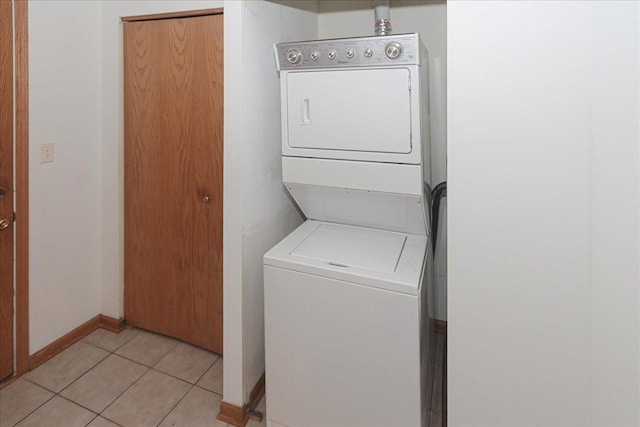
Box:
(0, 0), (15, 382)
(1, 0), (30, 380)
(14, 0), (29, 377)
(1, 0), (30, 385)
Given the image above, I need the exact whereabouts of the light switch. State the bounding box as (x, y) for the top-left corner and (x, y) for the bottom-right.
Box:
(41, 143), (54, 163)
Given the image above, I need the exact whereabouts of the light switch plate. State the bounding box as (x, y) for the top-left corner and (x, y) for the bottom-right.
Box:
(41, 143), (54, 163)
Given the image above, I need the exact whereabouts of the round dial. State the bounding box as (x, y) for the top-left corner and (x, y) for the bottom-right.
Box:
(310, 51), (320, 61)
(385, 42), (403, 59)
(286, 48), (302, 64)
(327, 50), (337, 60)
(345, 49), (355, 59)
(364, 48), (373, 58)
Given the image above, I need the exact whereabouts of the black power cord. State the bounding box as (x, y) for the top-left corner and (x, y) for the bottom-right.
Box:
(431, 182), (447, 252)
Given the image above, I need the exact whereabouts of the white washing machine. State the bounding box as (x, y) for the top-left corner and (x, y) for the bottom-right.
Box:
(265, 33), (434, 427)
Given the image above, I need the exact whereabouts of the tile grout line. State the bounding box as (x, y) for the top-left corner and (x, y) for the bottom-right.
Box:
(126, 336), (220, 386)
(65, 331), (145, 427)
(56, 394), (100, 416)
(147, 365), (208, 388)
(97, 412), (127, 427)
(105, 351), (156, 369)
(82, 330), (139, 354)
(98, 343), (221, 425)
(92, 327), (222, 375)
(99, 411), (127, 427)
(96, 365), (152, 423)
(56, 348), (111, 396)
(11, 333), (102, 426)
(18, 336), (117, 427)
(7, 385), (57, 427)
(110, 336), (181, 371)
(85, 413), (100, 427)
(23, 340), (111, 396)
(154, 384), (196, 427)
(193, 356), (220, 385)
(20, 375), (58, 394)
(110, 330), (215, 425)
(92, 331), (140, 427)
(149, 353), (221, 388)
(85, 336), (213, 398)
(192, 382), (223, 398)
(196, 357), (223, 396)
(81, 327), (142, 427)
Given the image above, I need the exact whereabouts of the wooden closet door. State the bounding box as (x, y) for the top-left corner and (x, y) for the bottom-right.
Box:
(124, 13), (223, 353)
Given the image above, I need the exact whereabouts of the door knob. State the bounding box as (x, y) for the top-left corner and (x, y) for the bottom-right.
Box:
(203, 195), (210, 203)
(0, 219), (9, 230)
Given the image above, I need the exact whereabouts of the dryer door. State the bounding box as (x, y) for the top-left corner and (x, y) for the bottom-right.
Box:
(284, 68), (414, 161)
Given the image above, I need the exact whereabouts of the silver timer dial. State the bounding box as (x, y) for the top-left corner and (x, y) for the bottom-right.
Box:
(286, 48), (302, 64)
(385, 42), (403, 59)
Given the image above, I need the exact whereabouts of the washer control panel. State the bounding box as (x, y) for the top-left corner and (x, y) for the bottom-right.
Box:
(275, 33), (421, 70)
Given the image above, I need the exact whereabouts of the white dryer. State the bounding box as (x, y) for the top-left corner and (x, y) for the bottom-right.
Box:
(265, 33), (435, 427)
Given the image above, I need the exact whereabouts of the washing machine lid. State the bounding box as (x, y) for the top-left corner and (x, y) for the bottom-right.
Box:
(264, 220), (427, 296)
(292, 222), (406, 273)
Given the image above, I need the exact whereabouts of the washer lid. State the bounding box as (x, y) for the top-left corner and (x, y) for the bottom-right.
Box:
(291, 223), (406, 273)
(264, 220), (428, 295)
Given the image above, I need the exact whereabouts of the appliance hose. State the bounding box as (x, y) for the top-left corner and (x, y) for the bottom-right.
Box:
(431, 182), (447, 252)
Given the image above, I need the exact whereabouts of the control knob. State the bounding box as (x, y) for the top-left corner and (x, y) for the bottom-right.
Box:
(385, 42), (403, 59)
(327, 50), (337, 60)
(310, 51), (320, 61)
(364, 48), (373, 58)
(345, 49), (355, 59)
(286, 48), (302, 64)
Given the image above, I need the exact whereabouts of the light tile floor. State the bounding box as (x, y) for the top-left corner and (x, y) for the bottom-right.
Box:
(0, 328), (266, 427)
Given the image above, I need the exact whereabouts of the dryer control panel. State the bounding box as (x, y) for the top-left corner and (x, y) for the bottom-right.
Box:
(275, 33), (421, 71)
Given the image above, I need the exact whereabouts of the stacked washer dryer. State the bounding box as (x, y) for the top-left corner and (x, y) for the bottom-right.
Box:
(264, 33), (434, 427)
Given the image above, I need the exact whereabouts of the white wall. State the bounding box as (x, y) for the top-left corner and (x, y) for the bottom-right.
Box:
(318, 0), (448, 320)
(448, 1), (639, 425)
(224, 0), (316, 405)
(589, 2), (639, 424)
(222, 0), (245, 407)
(28, 1), (103, 353)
